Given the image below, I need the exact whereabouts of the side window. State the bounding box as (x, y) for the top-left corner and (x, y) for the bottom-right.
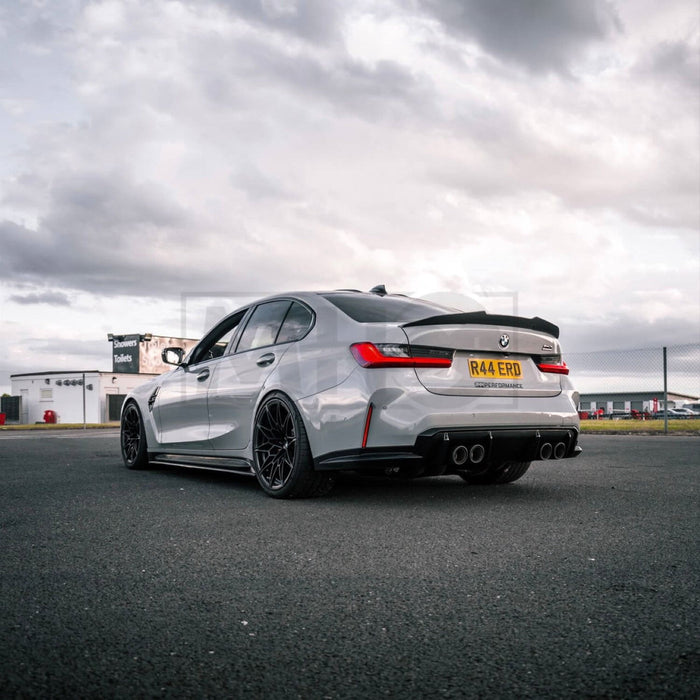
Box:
(276, 302), (314, 344)
(189, 310), (246, 365)
(236, 301), (291, 353)
(207, 326), (237, 360)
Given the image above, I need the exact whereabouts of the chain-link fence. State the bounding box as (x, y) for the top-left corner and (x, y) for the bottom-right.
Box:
(566, 344), (700, 415)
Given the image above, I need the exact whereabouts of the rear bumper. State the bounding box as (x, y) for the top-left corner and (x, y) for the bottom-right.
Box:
(416, 426), (581, 468)
(299, 369), (580, 462)
(315, 426), (581, 472)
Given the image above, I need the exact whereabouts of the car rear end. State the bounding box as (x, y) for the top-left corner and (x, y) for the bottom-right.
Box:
(306, 292), (580, 479)
(400, 311), (580, 475)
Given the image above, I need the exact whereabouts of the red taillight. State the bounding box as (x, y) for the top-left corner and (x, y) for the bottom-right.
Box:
(537, 362), (569, 375)
(350, 342), (453, 368)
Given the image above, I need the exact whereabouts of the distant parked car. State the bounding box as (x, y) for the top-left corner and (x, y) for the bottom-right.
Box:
(666, 408), (695, 418)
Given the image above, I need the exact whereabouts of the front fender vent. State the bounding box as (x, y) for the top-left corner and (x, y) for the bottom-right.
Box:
(148, 387), (160, 412)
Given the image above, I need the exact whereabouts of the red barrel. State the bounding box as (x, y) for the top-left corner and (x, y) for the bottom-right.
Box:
(43, 410), (57, 424)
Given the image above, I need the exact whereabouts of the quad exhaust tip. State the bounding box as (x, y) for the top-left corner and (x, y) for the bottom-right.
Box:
(451, 444), (486, 466)
(539, 441), (568, 460)
(469, 444), (486, 465)
(451, 445), (469, 466)
(452, 439), (568, 465)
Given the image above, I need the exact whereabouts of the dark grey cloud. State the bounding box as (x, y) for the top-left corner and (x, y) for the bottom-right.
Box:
(213, 0), (344, 44)
(635, 40), (700, 91)
(9, 291), (71, 306)
(414, 0), (621, 73)
(0, 170), (375, 298)
(0, 170), (199, 295)
(273, 54), (433, 120)
(44, 171), (188, 233)
(190, 27), (435, 125)
(0, 218), (185, 297)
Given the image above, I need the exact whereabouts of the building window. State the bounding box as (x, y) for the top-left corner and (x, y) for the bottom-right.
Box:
(40, 389), (53, 400)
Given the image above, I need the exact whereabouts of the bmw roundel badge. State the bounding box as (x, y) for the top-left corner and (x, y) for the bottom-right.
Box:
(499, 334), (510, 349)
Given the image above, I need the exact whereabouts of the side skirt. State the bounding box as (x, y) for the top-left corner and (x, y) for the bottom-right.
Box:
(314, 449), (424, 472)
(149, 453), (255, 476)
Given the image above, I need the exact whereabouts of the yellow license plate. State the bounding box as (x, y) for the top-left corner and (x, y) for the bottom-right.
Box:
(468, 358), (523, 379)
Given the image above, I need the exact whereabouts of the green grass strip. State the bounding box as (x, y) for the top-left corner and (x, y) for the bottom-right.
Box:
(581, 419), (700, 434)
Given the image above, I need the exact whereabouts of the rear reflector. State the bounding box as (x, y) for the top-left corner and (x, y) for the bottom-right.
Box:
(350, 342), (453, 368)
(537, 362), (569, 375)
(362, 403), (374, 448)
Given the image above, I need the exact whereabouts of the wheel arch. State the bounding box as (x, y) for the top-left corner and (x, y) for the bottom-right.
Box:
(120, 399), (150, 469)
(120, 395), (158, 454)
(251, 386), (316, 455)
(251, 389), (334, 497)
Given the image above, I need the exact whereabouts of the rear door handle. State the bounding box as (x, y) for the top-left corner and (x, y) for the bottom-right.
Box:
(256, 352), (275, 367)
(196, 368), (210, 382)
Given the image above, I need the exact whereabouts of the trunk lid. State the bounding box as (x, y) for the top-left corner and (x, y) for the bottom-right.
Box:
(401, 312), (564, 398)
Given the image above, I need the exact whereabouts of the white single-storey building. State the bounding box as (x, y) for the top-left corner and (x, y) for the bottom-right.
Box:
(578, 390), (699, 416)
(6, 332), (199, 425)
(9, 371), (158, 424)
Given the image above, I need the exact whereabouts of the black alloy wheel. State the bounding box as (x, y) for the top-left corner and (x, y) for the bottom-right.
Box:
(253, 392), (333, 499)
(121, 402), (149, 469)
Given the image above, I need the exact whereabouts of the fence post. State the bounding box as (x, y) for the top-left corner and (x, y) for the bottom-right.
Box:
(663, 347), (668, 435)
(82, 372), (87, 430)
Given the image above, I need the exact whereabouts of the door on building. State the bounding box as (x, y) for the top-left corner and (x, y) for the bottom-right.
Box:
(106, 392), (126, 421)
(20, 389), (29, 424)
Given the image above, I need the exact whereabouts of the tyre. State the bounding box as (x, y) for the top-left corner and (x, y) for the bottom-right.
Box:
(458, 461), (531, 485)
(120, 402), (150, 470)
(253, 392), (334, 499)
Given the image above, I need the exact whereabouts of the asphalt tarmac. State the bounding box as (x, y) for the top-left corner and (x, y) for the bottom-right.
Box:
(0, 431), (697, 699)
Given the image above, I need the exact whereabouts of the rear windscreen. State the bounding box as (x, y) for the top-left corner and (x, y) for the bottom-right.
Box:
(321, 293), (451, 323)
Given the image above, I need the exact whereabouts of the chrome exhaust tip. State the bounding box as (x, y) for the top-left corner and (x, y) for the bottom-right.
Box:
(553, 442), (567, 460)
(469, 444), (486, 465)
(539, 443), (553, 460)
(452, 445), (469, 466)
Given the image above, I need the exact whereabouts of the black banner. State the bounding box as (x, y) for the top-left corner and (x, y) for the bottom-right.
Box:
(111, 335), (140, 373)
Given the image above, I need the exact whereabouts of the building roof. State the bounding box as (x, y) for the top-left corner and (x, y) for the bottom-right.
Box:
(11, 370), (102, 378)
(580, 390), (698, 401)
(11, 370), (159, 379)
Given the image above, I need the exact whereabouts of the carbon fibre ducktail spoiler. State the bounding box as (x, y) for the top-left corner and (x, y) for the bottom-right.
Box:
(402, 312), (560, 339)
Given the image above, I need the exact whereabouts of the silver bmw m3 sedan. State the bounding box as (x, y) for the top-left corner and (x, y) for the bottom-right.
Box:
(120, 287), (581, 498)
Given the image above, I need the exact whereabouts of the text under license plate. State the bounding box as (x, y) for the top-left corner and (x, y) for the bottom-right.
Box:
(469, 358), (523, 379)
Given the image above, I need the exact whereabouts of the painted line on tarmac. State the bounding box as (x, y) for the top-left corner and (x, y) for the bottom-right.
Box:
(0, 430), (120, 440)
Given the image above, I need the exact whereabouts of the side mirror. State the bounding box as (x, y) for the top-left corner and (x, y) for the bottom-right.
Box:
(162, 347), (186, 366)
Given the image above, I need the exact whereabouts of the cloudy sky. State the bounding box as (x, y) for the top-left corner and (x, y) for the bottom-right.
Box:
(1, 0), (698, 394)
